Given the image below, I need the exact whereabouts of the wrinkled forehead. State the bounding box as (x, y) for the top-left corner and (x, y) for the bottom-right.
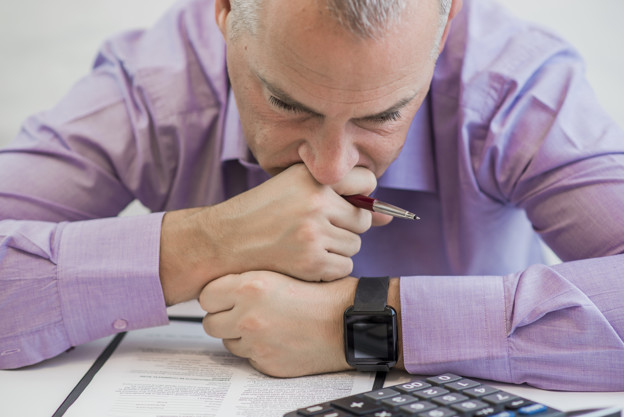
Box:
(248, 0), (440, 103)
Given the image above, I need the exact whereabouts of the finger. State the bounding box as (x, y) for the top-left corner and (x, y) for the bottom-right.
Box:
(324, 226), (362, 258)
(202, 312), (241, 339)
(222, 338), (249, 359)
(371, 212), (393, 227)
(314, 253), (354, 281)
(328, 197), (373, 234)
(198, 274), (239, 313)
(330, 167), (377, 197)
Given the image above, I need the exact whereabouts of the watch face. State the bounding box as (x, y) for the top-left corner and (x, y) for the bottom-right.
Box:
(344, 307), (398, 366)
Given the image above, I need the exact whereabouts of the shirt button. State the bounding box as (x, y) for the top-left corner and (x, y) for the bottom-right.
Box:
(112, 319), (128, 330)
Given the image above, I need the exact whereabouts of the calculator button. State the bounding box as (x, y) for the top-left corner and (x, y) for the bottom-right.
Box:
(331, 396), (382, 416)
(370, 410), (403, 417)
(445, 379), (481, 391)
(413, 387), (450, 399)
(491, 412), (516, 417)
(427, 374), (462, 385)
(395, 381), (432, 393)
(433, 393), (469, 406)
(313, 411), (351, 417)
(297, 403), (334, 415)
(506, 400), (533, 410)
(518, 404), (548, 415)
(474, 406), (498, 417)
(483, 392), (518, 406)
(400, 401), (438, 415)
(464, 386), (499, 398)
(418, 407), (458, 417)
(451, 399), (490, 414)
(382, 394), (419, 408)
(364, 388), (401, 401)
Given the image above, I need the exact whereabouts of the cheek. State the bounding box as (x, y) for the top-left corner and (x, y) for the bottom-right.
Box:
(355, 129), (409, 176)
(240, 115), (306, 173)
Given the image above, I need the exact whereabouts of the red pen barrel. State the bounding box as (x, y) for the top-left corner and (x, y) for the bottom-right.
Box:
(343, 194), (376, 211)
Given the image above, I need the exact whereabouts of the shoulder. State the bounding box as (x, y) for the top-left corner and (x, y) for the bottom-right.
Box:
(433, 0), (583, 115)
(93, 0), (229, 118)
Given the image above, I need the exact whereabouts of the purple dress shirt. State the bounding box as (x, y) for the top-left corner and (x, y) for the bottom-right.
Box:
(1, 0), (623, 390)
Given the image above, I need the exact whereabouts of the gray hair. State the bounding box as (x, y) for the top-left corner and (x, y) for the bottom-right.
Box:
(229, 0), (452, 53)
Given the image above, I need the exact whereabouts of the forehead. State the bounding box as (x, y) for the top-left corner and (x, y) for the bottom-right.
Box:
(249, 0), (440, 105)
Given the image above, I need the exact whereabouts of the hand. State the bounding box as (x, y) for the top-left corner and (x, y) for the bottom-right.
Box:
(199, 271), (358, 377)
(210, 164), (376, 280)
(160, 164), (376, 304)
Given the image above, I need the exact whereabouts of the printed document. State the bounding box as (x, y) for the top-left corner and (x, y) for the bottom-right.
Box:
(63, 320), (376, 417)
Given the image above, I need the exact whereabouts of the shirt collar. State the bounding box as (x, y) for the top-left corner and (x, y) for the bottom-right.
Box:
(220, 89), (250, 162)
(221, 89), (437, 194)
(378, 94), (437, 193)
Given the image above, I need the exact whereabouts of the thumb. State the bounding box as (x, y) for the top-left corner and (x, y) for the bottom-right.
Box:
(330, 167), (377, 197)
(371, 212), (393, 227)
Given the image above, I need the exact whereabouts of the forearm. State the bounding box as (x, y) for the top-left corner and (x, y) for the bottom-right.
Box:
(399, 255), (624, 391)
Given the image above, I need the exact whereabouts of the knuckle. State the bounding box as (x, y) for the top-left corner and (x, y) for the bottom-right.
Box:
(295, 220), (319, 243)
(248, 344), (277, 370)
(237, 275), (267, 297)
(238, 313), (266, 334)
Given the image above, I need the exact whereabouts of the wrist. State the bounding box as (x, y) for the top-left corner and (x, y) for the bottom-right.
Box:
(159, 207), (217, 305)
(388, 277), (404, 369)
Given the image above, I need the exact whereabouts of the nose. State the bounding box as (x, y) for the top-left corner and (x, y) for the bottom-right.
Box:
(298, 124), (359, 185)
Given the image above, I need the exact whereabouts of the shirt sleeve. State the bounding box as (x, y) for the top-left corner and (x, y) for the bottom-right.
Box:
(400, 255), (624, 391)
(0, 214), (169, 369)
(400, 1), (624, 391)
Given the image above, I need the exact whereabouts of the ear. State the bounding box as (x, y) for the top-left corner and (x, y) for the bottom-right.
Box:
(215, 0), (232, 38)
(437, 0), (463, 54)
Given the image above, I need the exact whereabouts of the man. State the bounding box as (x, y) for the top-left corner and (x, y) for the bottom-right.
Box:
(0, 0), (623, 391)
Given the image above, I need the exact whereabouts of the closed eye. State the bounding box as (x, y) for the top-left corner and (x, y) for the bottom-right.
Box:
(269, 95), (306, 114)
(365, 110), (402, 124)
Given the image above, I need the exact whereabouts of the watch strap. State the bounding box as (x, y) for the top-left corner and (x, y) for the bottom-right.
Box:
(355, 363), (392, 372)
(353, 276), (389, 312)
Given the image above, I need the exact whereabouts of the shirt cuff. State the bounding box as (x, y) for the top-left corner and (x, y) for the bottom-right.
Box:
(57, 212), (169, 346)
(400, 275), (512, 381)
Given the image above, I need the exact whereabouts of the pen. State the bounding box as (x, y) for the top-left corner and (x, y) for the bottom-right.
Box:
(344, 194), (420, 220)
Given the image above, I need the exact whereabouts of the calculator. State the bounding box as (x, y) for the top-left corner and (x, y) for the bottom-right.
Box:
(282, 373), (622, 417)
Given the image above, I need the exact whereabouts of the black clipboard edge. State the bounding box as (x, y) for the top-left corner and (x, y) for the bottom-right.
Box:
(52, 332), (127, 417)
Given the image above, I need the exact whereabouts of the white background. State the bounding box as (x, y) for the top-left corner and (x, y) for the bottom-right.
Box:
(0, 0), (623, 147)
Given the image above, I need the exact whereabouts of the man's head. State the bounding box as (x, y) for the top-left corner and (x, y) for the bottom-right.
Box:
(215, 0), (462, 185)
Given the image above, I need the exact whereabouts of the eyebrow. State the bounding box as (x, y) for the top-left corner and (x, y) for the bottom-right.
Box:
(257, 73), (419, 121)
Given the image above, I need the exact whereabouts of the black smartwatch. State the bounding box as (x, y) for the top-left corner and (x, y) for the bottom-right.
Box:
(344, 276), (398, 372)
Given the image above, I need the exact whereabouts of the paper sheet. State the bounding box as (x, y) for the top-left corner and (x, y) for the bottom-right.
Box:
(63, 320), (376, 417)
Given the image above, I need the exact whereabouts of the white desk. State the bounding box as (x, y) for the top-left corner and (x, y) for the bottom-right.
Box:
(1, 336), (114, 417)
